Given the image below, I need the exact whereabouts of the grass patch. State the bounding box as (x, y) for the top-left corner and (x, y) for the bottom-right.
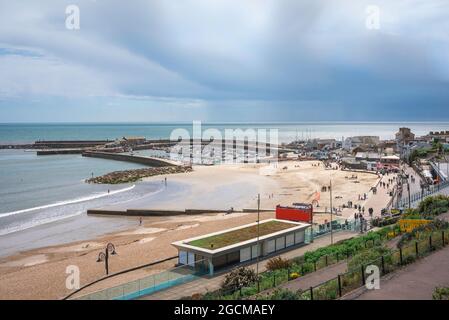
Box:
(188, 220), (297, 249)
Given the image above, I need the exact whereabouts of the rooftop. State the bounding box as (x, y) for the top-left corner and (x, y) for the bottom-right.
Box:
(172, 219), (310, 254)
(187, 220), (295, 250)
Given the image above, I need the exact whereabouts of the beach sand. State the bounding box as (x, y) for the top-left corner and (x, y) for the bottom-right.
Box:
(0, 160), (380, 299)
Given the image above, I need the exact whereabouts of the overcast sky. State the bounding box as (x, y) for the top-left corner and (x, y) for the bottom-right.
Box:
(0, 0), (448, 122)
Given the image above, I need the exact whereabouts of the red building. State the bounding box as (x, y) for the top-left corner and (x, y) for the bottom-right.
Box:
(276, 203), (313, 224)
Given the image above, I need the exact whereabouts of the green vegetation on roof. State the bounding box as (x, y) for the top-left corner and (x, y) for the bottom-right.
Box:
(187, 220), (297, 250)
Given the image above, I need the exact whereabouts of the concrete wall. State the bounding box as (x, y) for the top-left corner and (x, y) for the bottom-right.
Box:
(87, 208), (231, 217)
(82, 151), (178, 167)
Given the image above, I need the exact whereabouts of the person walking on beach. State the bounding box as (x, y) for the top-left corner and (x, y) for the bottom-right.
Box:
(164, 177), (167, 187)
(139, 217), (142, 226)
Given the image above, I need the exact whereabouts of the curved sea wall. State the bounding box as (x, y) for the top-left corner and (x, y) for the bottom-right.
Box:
(82, 151), (180, 167)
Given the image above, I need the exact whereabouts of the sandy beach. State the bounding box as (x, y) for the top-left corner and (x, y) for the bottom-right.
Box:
(0, 160), (380, 299)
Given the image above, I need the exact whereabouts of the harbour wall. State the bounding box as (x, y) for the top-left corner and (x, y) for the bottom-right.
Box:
(82, 151), (179, 167)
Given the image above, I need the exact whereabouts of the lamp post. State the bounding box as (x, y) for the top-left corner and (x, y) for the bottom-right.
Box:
(256, 193), (260, 278)
(330, 180), (333, 245)
(97, 243), (117, 275)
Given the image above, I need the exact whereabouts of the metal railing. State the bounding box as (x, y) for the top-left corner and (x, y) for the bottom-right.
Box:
(75, 259), (209, 300)
(304, 228), (449, 300)
(397, 180), (449, 208)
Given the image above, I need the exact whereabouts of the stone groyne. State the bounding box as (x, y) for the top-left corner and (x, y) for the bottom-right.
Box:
(86, 165), (192, 184)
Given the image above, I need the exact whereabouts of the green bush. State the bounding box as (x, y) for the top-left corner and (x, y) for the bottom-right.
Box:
(264, 288), (303, 300)
(417, 195), (449, 217)
(433, 287), (449, 300)
(303, 226), (395, 265)
(348, 246), (391, 270)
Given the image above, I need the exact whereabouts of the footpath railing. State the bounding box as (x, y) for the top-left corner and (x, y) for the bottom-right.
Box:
(303, 228), (449, 300)
(199, 228), (449, 300)
(75, 259), (209, 300)
(199, 229), (395, 300)
(398, 180), (449, 208)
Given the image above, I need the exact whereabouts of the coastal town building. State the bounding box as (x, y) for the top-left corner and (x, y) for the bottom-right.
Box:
(171, 219), (310, 275)
(355, 152), (381, 162)
(395, 128), (415, 145)
(400, 139), (431, 161)
(423, 131), (449, 143)
(343, 136), (380, 151)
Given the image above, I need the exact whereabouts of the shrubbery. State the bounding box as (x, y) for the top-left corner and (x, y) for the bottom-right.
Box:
(397, 219), (449, 248)
(417, 195), (449, 217)
(266, 257), (291, 271)
(221, 267), (258, 292)
(348, 246), (391, 270)
(433, 287), (449, 300)
(301, 226), (396, 264)
(262, 288), (303, 300)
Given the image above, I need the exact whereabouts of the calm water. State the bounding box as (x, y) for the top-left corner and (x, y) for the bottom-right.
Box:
(2, 122), (449, 144)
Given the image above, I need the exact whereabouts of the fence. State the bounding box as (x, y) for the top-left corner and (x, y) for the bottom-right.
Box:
(308, 218), (360, 241)
(290, 228), (449, 300)
(200, 229), (396, 300)
(76, 259), (209, 300)
(200, 228), (448, 300)
(397, 180), (449, 208)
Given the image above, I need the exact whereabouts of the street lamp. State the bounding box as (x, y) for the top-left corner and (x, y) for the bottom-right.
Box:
(97, 242), (117, 275)
(256, 193), (260, 277)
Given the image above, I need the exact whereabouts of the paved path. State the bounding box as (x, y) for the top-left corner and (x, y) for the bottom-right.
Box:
(140, 230), (357, 300)
(344, 245), (449, 300)
(337, 172), (397, 224)
(280, 260), (347, 292)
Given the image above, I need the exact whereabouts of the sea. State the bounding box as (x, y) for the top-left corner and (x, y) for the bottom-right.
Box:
(1, 122), (449, 257)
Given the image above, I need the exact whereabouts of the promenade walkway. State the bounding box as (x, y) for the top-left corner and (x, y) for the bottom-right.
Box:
(279, 261), (347, 293)
(338, 172), (396, 221)
(344, 245), (449, 300)
(342, 212), (449, 300)
(139, 230), (357, 300)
